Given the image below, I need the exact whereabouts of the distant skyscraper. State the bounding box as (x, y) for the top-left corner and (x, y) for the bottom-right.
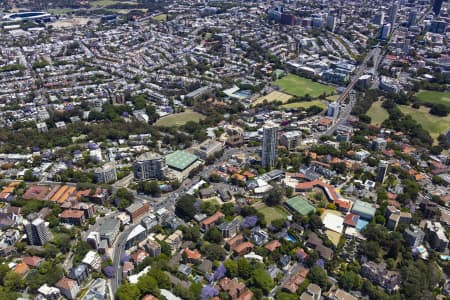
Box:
(376, 160), (389, 183)
(433, 0), (444, 16)
(261, 121), (279, 169)
(24, 217), (50, 246)
(408, 10), (417, 27)
(380, 23), (391, 40)
(326, 15), (337, 32)
(373, 12), (385, 25)
(388, 3), (398, 26)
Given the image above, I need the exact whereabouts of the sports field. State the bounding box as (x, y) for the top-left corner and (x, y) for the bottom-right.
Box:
(415, 90), (450, 107)
(367, 101), (389, 125)
(155, 110), (205, 127)
(257, 204), (289, 224)
(399, 105), (450, 141)
(90, 0), (136, 7)
(152, 14), (168, 21)
(282, 100), (326, 110)
(253, 91), (292, 106)
(274, 74), (335, 98)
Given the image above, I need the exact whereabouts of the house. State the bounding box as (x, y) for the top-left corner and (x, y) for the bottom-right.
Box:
(184, 248), (201, 263)
(283, 267), (310, 293)
(131, 249), (149, 265)
(233, 242), (254, 256)
(219, 277), (254, 300)
(306, 232), (333, 260)
(178, 264), (192, 276)
(56, 277), (80, 300)
(22, 256), (43, 268)
(300, 283), (321, 300)
(361, 261), (401, 292)
(14, 262), (30, 276)
(265, 240), (282, 252)
(37, 284), (60, 300)
(251, 226), (269, 246)
(326, 288), (357, 300)
(200, 211), (225, 232)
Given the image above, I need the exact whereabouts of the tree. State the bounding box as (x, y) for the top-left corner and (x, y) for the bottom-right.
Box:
(252, 268), (275, 294)
(339, 271), (361, 290)
(223, 260), (238, 278)
(200, 243), (226, 261)
(137, 274), (160, 296)
(265, 184), (284, 206)
(175, 195), (197, 220)
(308, 266), (328, 289)
(237, 258), (251, 279)
(3, 272), (24, 292)
(204, 227), (223, 243)
(182, 225), (201, 241)
(116, 283), (140, 300)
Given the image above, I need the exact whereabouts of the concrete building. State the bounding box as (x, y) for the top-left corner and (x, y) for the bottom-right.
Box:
(126, 202), (150, 223)
(351, 200), (376, 220)
(380, 24), (391, 40)
(37, 284), (60, 300)
(433, 0), (444, 15)
(403, 224), (425, 248)
(193, 139), (223, 160)
(56, 277), (79, 300)
(60, 210), (85, 226)
(376, 160), (389, 183)
(280, 131), (302, 151)
(23, 217), (50, 246)
(145, 240), (161, 257)
(327, 102), (340, 118)
(134, 152), (167, 180)
(425, 221), (449, 252)
(82, 251), (102, 272)
(98, 218), (120, 247)
(262, 121), (279, 169)
(326, 15), (337, 32)
(94, 162), (117, 184)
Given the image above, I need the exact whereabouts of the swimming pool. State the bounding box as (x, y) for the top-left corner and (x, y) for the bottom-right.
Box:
(285, 234), (297, 242)
(356, 219), (369, 231)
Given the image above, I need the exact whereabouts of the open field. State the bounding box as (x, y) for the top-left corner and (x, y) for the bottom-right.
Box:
(155, 110), (205, 127)
(399, 105), (450, 141)
(415, 90), (450, 107)
(367, 100), (389, 126)
(253, 91), (292, 105)
(282, 100), (326, 110)
(256, 204), (289, 224)
(326, 95), (339, 102)
(90, 0), (136, 7)
(152, 14), (168, 21)
(274, 74), (335, 98)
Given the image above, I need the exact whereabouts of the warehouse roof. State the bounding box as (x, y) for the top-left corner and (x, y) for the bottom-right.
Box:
(165, 150), (198, 171)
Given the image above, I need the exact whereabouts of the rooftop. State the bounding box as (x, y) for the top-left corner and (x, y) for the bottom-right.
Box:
(165, 150), (198, 171)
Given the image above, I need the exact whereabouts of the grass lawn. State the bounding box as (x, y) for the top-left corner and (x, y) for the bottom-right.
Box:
(274, 74), (335, 98)
(152, 14), (168, 21)
(155, 110), (205, 127)
(48, 8), (75, 14)
(253, 91), (292, 106)
(399, 105), (450, 141)
(90, 0), (136, 8)
(367, 100), (389, 126)
(326, 95), (339, 102)
(415, 90), (450, 107)
(282, 100), (326, 110)
(256, 204), (289, 224)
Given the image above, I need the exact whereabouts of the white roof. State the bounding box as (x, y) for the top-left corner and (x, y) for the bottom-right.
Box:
(323, 213), (344, 234)
(126, 224), (146, 242)
(161, 289), (182, 300)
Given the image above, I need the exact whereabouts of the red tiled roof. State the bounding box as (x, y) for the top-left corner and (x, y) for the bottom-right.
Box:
(14, 262), (30, 275)
(61, 209), (84, 219)
(265, 240), (281, 252)
(184, 248), (201, 260)
(22, 256), (43, 267)
(201, 212), (225, 226)
(56, 277), (77, 290)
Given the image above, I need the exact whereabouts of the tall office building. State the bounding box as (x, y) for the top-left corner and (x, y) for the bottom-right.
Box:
(327, 102), (340, 118)
(94, 162), (117, 184)
(380, 23), (391, 40)
(326, 15), (337, 32)
(433, 0), (444, 16)
(376, 160), (389, 183)
(261, 121), (279, 169)
(134, 152), (167, 180)
(408, 10), (417, 27)
(373, 12), (385, 25)
(388, 3), (398, 26)
(24, 217), (51, 246)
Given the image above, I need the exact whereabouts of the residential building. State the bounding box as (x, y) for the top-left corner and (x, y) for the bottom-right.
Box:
(425, 221), (449, 252)
(193, 139), (223, 160)
(376, 160), (389, 183)
(403, 224), (425, 248)
(60, 210), (85, 226)
(326, 289), (357, 300)
(94, 162), (117, 184)
(23, 217), (50, 246)
(280, 131), (302, 151)
(82, 251), (102, 272)
(145, 240), (161, 257)
(433, 0), (444, 15)
(361, 261), (401, 292)
(98, 218), (120, 247)
(37, 284), (60, 300)
(218, 219), (240, 238)
(82, 278), (107, 300)
(134, 152), (167, 180)
(165, 230), (183, 252)
(68, 264), (89, 285)
(261, 121), (279, 169)
(300, 283), (321, 300)
(56, 277), (79, 300)
(200, 211), (225, 232)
